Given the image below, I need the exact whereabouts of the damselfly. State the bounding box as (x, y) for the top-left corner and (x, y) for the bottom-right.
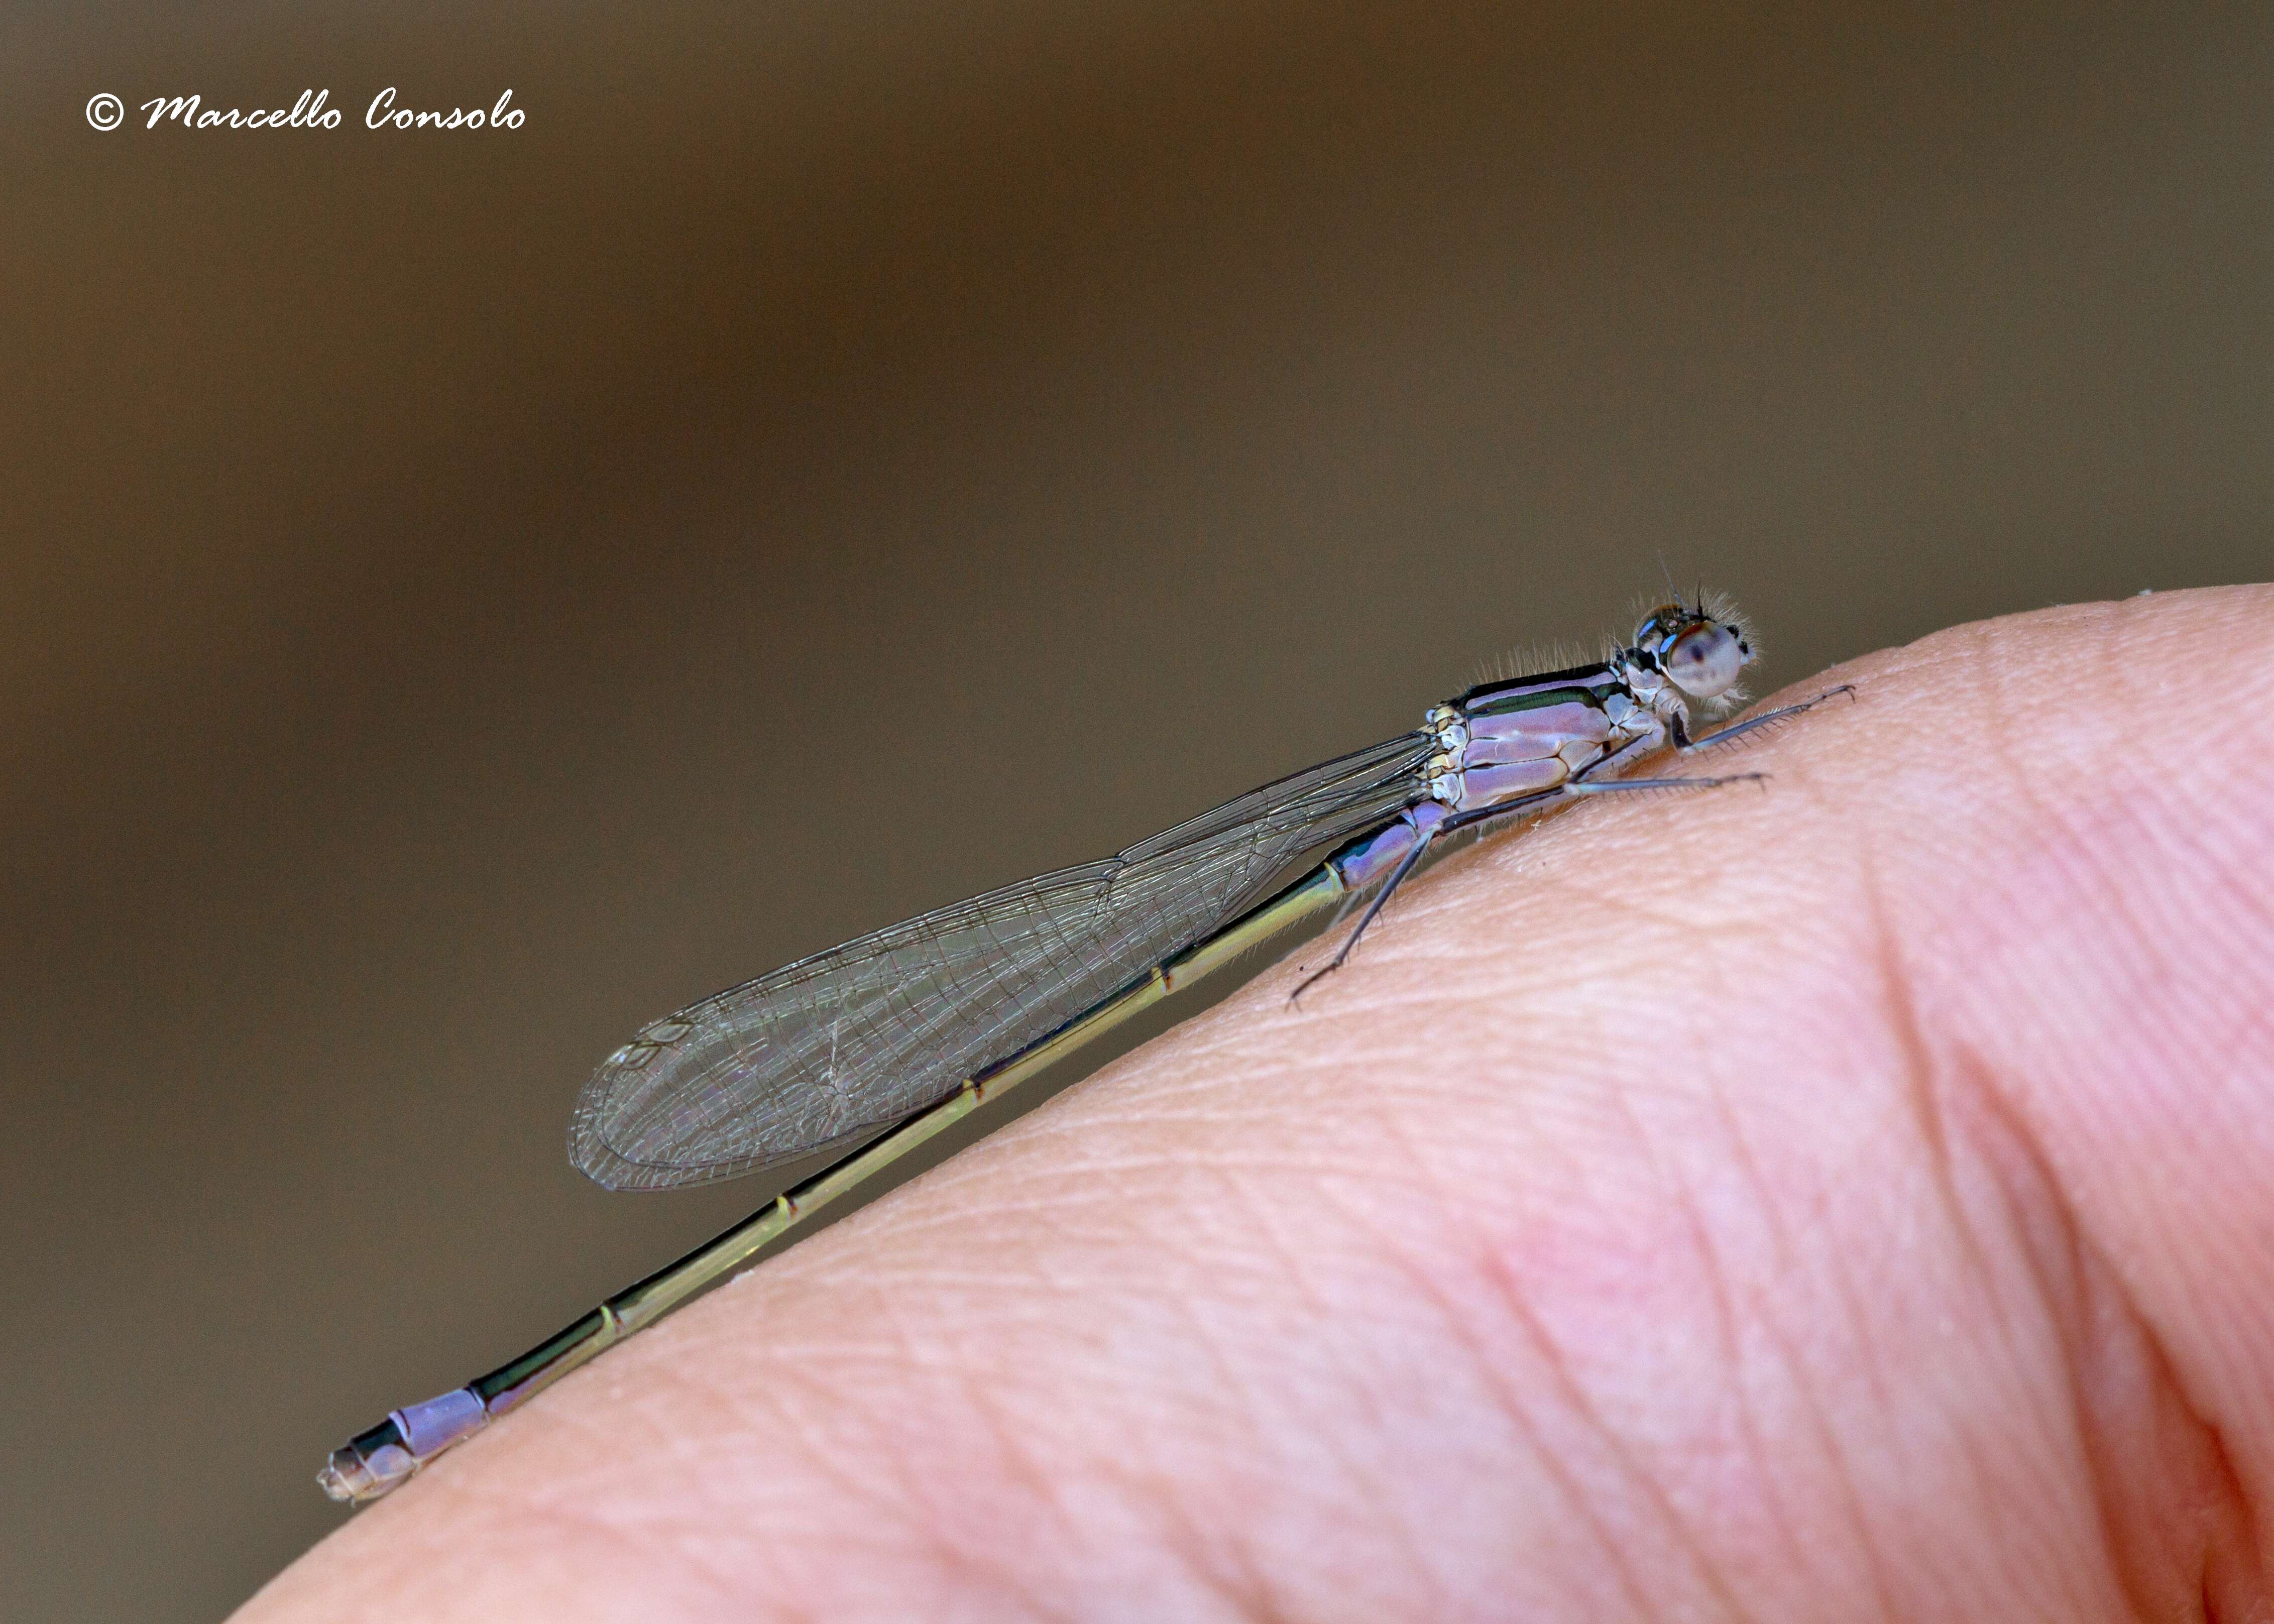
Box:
(318, 594), (1849, 1503)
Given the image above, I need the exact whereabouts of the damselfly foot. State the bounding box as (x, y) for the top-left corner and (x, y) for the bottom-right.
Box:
(1678, 683), (1858, 753)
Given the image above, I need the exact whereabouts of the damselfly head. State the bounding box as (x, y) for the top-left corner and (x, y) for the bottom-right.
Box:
(1631, 601), (1755, 700)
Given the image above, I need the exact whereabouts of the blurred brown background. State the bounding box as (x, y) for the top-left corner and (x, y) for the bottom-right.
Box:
(3, 2), (2269, 1618)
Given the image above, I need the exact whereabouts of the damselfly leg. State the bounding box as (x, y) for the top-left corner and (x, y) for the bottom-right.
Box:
(1287, 765), (1764, 1001)
(1673, 684), (1858, 753)
(1288, 826), (1439, 1003)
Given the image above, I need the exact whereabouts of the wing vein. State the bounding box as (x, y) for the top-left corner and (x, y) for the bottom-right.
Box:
(569, 729), (1432, 1190)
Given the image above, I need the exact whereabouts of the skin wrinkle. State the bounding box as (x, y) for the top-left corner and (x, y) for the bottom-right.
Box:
(1155, 1201), (1364, 1610)
(1906, 609), (2270, 1611)
(1591, 1081), (1764, 1617)
(979, 1126), (1370, 1617)
(1710, 887), (1956, 1610)
(682, 1375), (903, 1575)
(1967, 612), (2106, 852)
(1113, 1460), (1290, 1624)
(1489, 1035), (1781, 1606)
(1229, 1060), (1544, 1614)
(1857, 847), (2015, 1372)
(1462, 1232), (1745, 1622)
(1048, 1306), (1294, 1624)
(1690, 1043), (1836, 1600)
(1130, 1388), (1317, 1624)
(1297, 1358), (1467, 1612)
(537, 1497), (755, 1618)
(717, 1296), (985, 1539)
(2212, 869), (2274, 1009)
(1950, 1038), (2183, 1621)
(1328, 1051), (1619, 1610)
(1722, 1234), (1904, 1623)
(2194, 1369), (2269, 1621)
(1942, 779), (2274, 1615)
(1861, 811), (2132, 1616)
(1593, 989), (1905, 1619)
(1215, 1158), (1346, 1343)
(456, 1410), (791, 1620)
(1962, 748), (2274, 1423)
(786, 1304), (1097, 1623)
(919, 1364), (1100, 1623)
(1762, 1082), (1913, 1621)
(1371, 1223), (1664, 1623)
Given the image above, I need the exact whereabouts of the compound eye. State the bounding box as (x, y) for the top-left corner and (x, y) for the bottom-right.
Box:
(1634, 604), (1683, 647)
(1665, 623), (1747, 698)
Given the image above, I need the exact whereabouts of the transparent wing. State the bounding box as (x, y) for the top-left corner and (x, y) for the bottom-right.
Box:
(570, 730), (1433, 1190)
